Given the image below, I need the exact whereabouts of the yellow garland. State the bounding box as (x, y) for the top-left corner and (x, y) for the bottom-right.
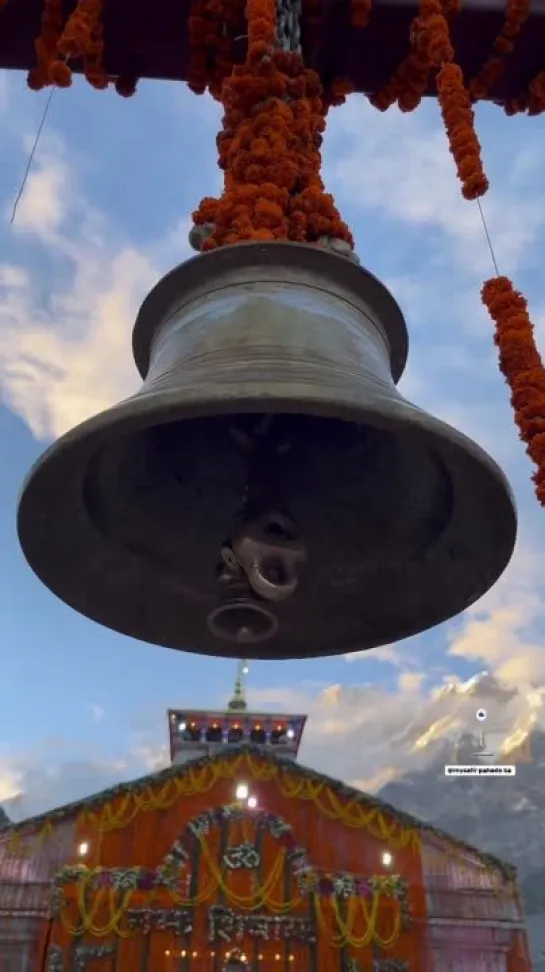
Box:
(198, 835), (294, 911)
(4, 755), (419, 854)
(55, 875), (401, 947)
(60, 878), (134, 937)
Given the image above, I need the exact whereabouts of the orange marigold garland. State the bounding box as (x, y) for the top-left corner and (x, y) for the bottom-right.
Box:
(369, 0), (459, 113)
(501, 69), (545, 116)
(47, 0), (106, 88)
(192, 0), (353, 250)
(482, 277), (545, 505)
(436, 63), (488, 200)
(412, 0), (488, 200)
(469, 0), (530, 102)
(27, 0), (64, 90)
(186, 0), (246, 98)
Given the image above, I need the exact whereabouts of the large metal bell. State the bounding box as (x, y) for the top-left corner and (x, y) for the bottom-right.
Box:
(17, 242), (517, 659)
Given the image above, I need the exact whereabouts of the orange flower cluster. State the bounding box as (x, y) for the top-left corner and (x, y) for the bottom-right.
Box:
(351, 0), (372, 28)
(436, 63), (488, 199)
(469, 0), (530, 101)
(193, 0), (353, 248)
(47, 0), (106, 88)
(369, 0), (459, 112)
(482, 277), (545, 506)
(187, 0), (245, 98)
(323, 77), (354, 112)
(501, 70), (545, 115)
(405, 0), (487, 200)
(27, 0), (63, 90)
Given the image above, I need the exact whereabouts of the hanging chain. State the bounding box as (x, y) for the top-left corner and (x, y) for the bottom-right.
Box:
(276, 0), (302, 53)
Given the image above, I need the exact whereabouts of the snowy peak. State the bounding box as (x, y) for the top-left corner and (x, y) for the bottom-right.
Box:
(435, 671), (517, 704)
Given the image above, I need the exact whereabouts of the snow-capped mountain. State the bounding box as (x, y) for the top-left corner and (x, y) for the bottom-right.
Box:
(371, 672), (545, 971)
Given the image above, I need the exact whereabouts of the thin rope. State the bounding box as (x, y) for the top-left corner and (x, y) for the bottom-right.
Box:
(476, 196), (501, 278)
(10, 86), (57, 225)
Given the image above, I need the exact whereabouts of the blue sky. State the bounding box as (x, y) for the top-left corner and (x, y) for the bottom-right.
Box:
(0, 69), (545, 818)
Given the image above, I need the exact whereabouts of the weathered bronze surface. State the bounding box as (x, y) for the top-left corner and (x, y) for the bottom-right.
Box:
(17, 242), (517, 659)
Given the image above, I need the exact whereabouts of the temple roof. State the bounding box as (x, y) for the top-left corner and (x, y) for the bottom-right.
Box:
(0, 745), (515, 878)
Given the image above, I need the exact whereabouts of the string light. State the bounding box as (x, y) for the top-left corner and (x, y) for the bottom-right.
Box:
(275, 954), (281, 961)
(382, 851), (393, 867)
(247, 796), (258, 809)
(77, 841), (89, 857)
(235, 782), (249, 800)
(192, 951), (198, 958)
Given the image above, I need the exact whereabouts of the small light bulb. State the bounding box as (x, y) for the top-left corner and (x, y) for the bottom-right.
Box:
(289, 957), (294, 962)
(382, 851), (393, 867)
(77, 841), (89, 857)
(193, 951), (198, 958)
(247, 796), (257, 809)
(235, 782), (249, 800)
(165, 951), (171, 957)
(211, 952), (216, 958)
(258, 956), (263, 962)
(179, 721), (186, 731)
(275, 954), (281, 961)
(240, 955), (247, 963)
(287, 729), (294, 740)
(181, 951), (186, 958)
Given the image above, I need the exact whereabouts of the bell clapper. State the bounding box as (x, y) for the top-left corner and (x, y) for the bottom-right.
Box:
(209, 414), (307, 644)
(232, 511), (306, 604)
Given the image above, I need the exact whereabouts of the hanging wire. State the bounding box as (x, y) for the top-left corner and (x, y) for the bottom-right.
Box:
(476, 197), (501, 278)
(10, 86), (57, 225)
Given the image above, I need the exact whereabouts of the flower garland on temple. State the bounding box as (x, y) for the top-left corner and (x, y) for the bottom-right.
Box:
(186, 0), (246, 98)
(27, 0), (64, 91)
(50, 806), (410, 945)
(191, 0), (355, 252)
(3, 748), (519, 879)
(469, 0), (530, 102)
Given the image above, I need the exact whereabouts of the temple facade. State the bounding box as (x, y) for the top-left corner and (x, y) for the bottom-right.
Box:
(0, 665), (531, 972)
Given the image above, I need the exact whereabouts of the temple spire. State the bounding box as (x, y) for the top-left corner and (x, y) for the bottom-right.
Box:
(228, 659), (249, 712)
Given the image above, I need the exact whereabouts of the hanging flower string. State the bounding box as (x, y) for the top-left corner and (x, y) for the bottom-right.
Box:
(186, 0), (245, 98)
(369, 0), (460, 113)
(27, 0), (64, 90)
(482, 279), (545, 505)
(192, 0), (354, 250)
(501, 69), (545, 116)
(47, 0), (106, 87)
(418, 0), (544, 499)
(469, 0), (530, 101)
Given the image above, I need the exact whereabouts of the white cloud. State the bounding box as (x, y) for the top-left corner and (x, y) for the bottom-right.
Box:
(326, 99), (545, 278)
(447, 543), (545, 687)
(0, 148), (193, 441)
